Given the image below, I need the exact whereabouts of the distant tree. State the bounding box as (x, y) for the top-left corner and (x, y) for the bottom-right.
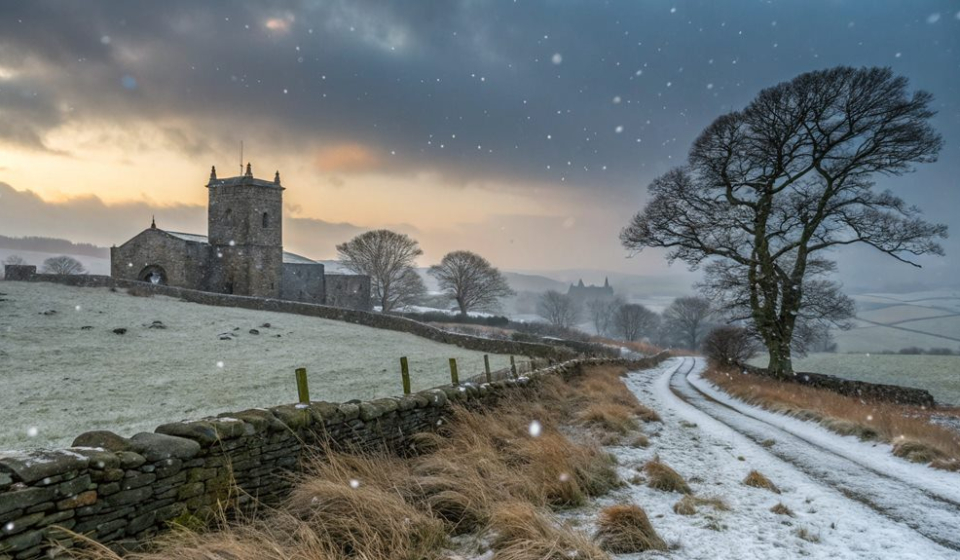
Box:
(613, 303), (660, 342)
(336, 230), (426, 312)
(537, 290), (581, 329)
(661, 296), (713, 350)
(3, 255), (25, 266)
(702, 325), (761, 367)
(42, 255), (86, 275)
(622, 67), (945, 376)
(586, 296), (624, 337)
(429, 251), (515, 316)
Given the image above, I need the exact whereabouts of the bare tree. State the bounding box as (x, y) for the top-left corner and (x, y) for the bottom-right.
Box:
(537, 290), (581, 329)
(702, 326), (761, 367)
(3, 255), (25, 266)
(42, 255), (86, 275)
(661, 296), (713, 350)
(622, 67), (945, 376)
(586, 296), (624, 337)
(613, 303), (660, 342)
(336, 230), (426, 312)
(429, 251), (515, 316)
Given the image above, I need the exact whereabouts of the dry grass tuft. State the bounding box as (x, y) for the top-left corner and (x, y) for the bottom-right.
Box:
(672, 495), (729, 516)
(594, 504), (667, 553)
(577, 404), (640, 434)
(672, 496), (697, 516)
(489, 502), (608, 560)
(643, 458), (692, 494)
(892, 439), (945, 464)
(770, 502), (794, 516)
(705, 368), (960, 471)
(743, 470), (780, 494)
(629, 433), (650, 448)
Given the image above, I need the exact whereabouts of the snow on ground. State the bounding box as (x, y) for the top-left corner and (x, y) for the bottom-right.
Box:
(0, 282), (514, 451)
(571, 357), (959, 559)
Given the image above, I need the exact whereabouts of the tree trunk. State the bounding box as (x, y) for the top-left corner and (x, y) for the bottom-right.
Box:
(457, 298), (468, 317)
(766, 342), (793, 378)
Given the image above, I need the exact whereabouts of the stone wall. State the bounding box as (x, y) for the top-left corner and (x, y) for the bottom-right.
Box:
(0, 354), (669, 559)
(111, 230), (212, 290)
(280, 263), (326, 305)
(741, 364), (936, 408)
(3, 274), (593, 360)
(323, 274), (372, 311)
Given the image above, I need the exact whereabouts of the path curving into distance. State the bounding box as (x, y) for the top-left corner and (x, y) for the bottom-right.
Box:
(654, 356), (960, 552)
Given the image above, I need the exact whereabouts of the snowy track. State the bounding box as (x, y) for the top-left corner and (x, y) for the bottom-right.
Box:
(597, 357), (960, 559)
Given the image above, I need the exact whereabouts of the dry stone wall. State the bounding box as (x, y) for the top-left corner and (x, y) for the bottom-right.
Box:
(741, 364), (936, 407)
(0, 355), (669, 559)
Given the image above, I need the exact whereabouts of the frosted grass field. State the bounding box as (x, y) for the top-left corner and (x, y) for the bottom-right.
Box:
(0, 282), (514, 451)
(752, 353), (960, 406)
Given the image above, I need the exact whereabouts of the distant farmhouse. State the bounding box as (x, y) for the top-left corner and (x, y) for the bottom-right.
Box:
(111, 164), (371, 310)
(567, 278), (615, 305)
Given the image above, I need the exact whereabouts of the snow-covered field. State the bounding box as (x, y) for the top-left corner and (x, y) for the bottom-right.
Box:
(751, 353), (960, 406)
(832, 290), (960, 353)
(581, 358), (960, 559)
(0, 282), (514, 451)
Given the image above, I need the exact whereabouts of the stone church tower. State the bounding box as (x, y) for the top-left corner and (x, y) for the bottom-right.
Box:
(207, 163), (284, 298)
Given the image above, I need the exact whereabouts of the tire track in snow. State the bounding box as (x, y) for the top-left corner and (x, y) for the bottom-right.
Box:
(666, 357), (960, 552)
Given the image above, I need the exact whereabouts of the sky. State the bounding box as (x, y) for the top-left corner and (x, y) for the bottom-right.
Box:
(0, 1), (958, 291)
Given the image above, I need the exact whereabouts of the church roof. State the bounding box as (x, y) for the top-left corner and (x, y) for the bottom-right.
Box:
(163, 230), (318, 265)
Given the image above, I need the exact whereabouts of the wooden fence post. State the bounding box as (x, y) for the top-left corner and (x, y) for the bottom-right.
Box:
(483, 354), (492, 383)
(510, 355), (518, 378)
(400, 356), (411, 395)
(449, 358), (459, 386)
(295, 367), (310, 404)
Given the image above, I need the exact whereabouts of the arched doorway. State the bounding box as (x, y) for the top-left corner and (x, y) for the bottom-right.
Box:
(138, 265), (168, 285)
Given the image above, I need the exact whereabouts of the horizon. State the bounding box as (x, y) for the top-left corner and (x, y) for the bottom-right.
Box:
(1, 1), (958, 292)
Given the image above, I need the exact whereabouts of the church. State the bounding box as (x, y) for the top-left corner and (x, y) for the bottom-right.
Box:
(110, 164), (371, 310)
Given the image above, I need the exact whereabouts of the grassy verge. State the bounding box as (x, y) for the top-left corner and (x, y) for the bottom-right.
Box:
(71, 364), (664, 560)
(704, 367), (960, 472)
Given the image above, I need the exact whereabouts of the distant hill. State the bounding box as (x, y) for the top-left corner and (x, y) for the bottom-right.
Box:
(0, 234), (109, 258)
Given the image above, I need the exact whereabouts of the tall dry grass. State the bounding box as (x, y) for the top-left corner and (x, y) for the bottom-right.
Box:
(705, 368), (960, 472)
(70, 363), (660, 560)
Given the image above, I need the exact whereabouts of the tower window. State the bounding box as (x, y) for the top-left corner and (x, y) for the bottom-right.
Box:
(224, 208), (233, 225)
(262, 212), (269, 228)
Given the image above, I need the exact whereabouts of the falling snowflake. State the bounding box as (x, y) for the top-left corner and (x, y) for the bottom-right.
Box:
(217, 361), (224, 368)
(926, 13), (940, 24)
(27, 427), (38, 437)
(615, 125), (624, 134)
(349, 479), (360, 489)
(612, 95), (622, 104)
(551, 53), (563, 65)
(529, 420), (542, 437)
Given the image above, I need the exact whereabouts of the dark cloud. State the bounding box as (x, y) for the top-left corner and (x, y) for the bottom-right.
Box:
(0, 1), (958, 287)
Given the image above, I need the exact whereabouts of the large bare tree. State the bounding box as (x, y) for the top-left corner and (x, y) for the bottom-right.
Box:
(613, 303), (660, 342)
(428, 250), (514, 316)
(536, 290), (581, 329)
(42, 255), (86, 275)
(660, 296), (713, 350)
(622, 67), (946, 375)
(337, 230), (426, 312)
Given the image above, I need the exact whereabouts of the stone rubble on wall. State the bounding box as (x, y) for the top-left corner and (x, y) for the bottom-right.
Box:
(0, 354), (669, 559)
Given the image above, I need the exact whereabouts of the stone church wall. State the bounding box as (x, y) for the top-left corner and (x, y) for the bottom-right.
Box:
(324, 273), (372, 311)
(280, 263), (326, 304)
(110, 230), (212, 290)
(0, 355), (668, 559)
